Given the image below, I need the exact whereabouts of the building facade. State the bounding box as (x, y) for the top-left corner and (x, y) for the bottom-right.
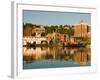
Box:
(74, 20), (91, 39)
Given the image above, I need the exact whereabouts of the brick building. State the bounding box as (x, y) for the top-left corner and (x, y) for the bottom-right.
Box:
(74, 20), (91, 39)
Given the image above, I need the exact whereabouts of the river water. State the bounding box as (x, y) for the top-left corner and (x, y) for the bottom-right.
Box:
(23, 47), (91, 69)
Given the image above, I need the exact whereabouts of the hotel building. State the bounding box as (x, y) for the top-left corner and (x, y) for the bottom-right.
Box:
(74, 20), (91, 39)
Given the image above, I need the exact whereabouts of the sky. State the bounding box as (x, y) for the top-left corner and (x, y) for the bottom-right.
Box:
(23, 10), (91, 25)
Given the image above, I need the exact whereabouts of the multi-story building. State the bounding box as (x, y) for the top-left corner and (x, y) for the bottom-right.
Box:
(74, 20), (91, 39)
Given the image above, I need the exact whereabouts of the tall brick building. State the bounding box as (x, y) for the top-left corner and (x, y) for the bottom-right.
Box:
(74, 20), (91, 39)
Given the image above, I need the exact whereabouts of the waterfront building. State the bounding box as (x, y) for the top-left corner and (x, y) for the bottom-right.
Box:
(32, 27), (46, 37)
(24, 26), (48, 45)
(74, 20), (91, 39)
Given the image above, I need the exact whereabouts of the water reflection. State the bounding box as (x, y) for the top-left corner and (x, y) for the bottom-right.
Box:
(23, 47), (91, 69)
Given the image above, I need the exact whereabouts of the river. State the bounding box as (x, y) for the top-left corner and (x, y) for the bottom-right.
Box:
(23, 46), (91, 69)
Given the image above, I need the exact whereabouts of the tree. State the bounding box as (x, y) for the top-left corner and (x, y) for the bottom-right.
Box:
(67, 26), (74, 41)
(23, 23), (33, 36)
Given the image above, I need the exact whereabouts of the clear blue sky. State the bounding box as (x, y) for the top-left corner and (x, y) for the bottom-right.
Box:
(23, 10), (91, 25)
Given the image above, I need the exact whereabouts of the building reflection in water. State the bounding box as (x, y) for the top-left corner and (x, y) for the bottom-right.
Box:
(23, 47), (91, 66)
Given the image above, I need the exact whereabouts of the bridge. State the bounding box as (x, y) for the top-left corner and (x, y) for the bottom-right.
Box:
(23, 36), (48, 46)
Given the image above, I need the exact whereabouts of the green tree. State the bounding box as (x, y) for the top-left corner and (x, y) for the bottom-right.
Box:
(67, 26), (74, 41)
